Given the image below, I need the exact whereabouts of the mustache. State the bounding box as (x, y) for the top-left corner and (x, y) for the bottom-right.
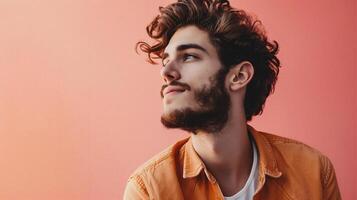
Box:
(160, 80), (191, 98)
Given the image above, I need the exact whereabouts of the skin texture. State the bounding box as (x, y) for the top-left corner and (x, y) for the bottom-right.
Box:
(160, 25), (256, 196)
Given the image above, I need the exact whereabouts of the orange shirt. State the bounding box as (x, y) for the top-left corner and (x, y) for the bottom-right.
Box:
(123, 124), (341, 200)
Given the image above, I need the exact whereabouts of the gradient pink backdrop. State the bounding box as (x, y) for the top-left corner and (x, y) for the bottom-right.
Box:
(0, 0), (355, 199)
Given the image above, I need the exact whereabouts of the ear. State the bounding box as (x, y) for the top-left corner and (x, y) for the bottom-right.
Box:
(227, 61), (254, 92)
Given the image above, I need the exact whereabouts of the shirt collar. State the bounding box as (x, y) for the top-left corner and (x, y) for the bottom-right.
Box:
(247, 124), (282, 178)
(182, 124), (282, 180)
(182, 137), (205, 179)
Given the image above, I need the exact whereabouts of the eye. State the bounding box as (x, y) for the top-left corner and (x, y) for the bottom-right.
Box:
(182, 54), (197, 62)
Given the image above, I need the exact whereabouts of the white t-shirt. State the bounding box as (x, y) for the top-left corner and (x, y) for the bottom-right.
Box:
(224, 139), (259, 200)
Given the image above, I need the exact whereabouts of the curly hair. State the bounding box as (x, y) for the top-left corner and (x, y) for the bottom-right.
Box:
(136, 0), (281, 122)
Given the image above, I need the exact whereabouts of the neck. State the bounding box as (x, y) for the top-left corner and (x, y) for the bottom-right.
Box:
(190, 105), (253, 196)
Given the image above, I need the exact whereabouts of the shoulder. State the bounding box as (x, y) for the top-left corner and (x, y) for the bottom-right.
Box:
(255, 129), (341, 199)
(259, 130), (339, 188)
(128, 137), (189, 178)
(124, 137), (189, 198)
(260, 131), (328, 163)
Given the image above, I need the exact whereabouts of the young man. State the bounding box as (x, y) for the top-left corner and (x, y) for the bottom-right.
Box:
(124, 0), (341, 199)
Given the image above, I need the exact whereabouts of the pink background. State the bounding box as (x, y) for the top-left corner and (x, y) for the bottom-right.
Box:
(0, 0), (355, 199)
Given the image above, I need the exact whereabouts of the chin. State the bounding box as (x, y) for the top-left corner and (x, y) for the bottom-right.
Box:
(163, 102), (196, 115)
(163, 105), (180, 116)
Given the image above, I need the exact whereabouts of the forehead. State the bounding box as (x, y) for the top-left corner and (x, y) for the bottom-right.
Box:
(163, 25), (216, 55)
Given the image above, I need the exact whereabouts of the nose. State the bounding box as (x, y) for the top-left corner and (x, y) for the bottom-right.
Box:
(160, 61), (181, 84)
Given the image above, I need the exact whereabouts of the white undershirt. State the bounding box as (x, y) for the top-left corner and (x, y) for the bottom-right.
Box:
(224, 139), (259, 200)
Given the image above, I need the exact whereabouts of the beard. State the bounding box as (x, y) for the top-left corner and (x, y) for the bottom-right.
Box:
(160, 67), (231, 134)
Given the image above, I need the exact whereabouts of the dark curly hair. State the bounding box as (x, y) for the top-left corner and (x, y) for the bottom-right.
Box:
(136, 0), (281, 121)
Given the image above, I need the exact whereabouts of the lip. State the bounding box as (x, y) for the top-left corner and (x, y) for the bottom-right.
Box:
(163, 86), (186, 96)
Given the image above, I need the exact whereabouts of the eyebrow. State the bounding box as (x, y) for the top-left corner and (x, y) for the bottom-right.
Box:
(162, 43), (209, 61)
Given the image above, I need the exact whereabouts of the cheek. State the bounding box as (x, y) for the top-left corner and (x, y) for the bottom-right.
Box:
(181, 67), (216, 86)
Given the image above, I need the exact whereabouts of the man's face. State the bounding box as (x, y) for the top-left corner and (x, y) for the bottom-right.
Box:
(159, 25), (231, 133)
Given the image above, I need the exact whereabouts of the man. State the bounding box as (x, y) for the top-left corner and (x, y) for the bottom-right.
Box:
(124, 0), (341, 199)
